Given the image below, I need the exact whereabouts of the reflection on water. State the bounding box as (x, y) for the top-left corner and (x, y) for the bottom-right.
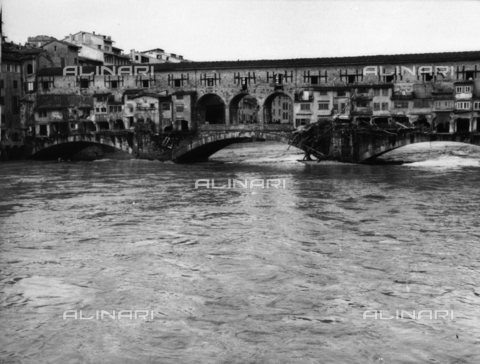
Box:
(1, 141), (480, 364)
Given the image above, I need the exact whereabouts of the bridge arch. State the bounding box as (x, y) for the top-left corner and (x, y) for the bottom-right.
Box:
(229, 94), (259, 124)
(196, 93), (226, 125)
(357, 133), (480, 163)
(29, 135), (134, 161)
(172, 130), (294, 162)
(263, 92), (294, 125)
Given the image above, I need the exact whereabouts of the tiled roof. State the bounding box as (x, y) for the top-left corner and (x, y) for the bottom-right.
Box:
(37, 50), (480, 76)
(148, 50), (480, 71)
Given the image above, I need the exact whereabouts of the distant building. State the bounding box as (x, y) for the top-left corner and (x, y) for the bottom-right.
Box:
(1, 36), (52, 158)
(270, 94), (292, 124)
(41, 39), (80, 68)
(26, 35), (56, 48)
(130, 48), (187, 64)
(62, 31), (130, 66)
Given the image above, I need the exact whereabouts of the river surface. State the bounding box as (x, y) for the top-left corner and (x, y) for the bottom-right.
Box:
(1, 142), (480, 364)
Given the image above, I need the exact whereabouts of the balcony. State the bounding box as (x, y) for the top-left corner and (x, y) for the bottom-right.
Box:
(351, 107), (373, 116)
(294, 91), (314, 102)
(391, 90), (413, 100)
(455, 92), (473, 101)
(353, 94), (373, 101)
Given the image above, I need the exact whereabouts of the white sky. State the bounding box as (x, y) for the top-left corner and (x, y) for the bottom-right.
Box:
(2, 0), (480, 62)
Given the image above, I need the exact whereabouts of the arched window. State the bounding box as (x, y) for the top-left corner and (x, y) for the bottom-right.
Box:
(27, 64), (33, 74)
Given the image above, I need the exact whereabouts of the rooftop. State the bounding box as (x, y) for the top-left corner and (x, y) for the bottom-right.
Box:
(42, 39), (81, 49)
(37, 50), (480, 76)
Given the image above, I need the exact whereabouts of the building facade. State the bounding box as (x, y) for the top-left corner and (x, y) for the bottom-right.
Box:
(18, 50), (480, 148)
(62, 31), (131, 66)
(130, 48), (187, 64)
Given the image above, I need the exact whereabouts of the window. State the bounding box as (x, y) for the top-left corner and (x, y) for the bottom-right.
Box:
(13, 80), (18, 89)
(0, 96), (4, 105)
(455, 86), (472, 93)
(310, 76), (319, 85)
(27, 64), (33, 74)
(54, 46), (57, 51)
(74, 58), (78, 65)
(162, 103), (171, 111)
(111, 81), (118, 89)
(357, 88), (368, 94)
(95, 107), (100, 113)
(80, 79), (89, 88)
(300, 103), (311, 111)
(176, 104), (184, 113)
(381, 102), (388, 111)
(0, 79), (3, 88)
(105, 46), (110, 51)
(318, 102), (329, 110)
(333, 103), (339, 112)
(150, 103), (155, 109)
(374, 88), (390, 96)
(464, 71), (474, 80)
(39, 75), (55, 88)
(373, 102), (380, 111)
(337, 90), (346, 97)
(473, 101), (480, 110)
(27, 82), (35, 92)
(422, 73), (434, 82)
(435, 101), (453, 108)
(394, 101), (409, 108)
(101, 107), (107, 113)
(384, 75), (395, 82)
(356, 101), (369, 108)
(142, 80), (149, 88)
(39, 110), (48, 118)
(456, 102), (471, 110)
(413, 100), (431, 108)
(174, 79), (182, 87)
(98, 45), (102, 49)
(12, 96), (20, 114)
(319, 91), (328, 96)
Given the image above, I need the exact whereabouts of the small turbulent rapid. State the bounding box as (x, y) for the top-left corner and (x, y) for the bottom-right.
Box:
(1, 141), (480, 364)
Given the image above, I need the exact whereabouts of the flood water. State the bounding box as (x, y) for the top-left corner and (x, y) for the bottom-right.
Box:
(1, 142), (480, 364)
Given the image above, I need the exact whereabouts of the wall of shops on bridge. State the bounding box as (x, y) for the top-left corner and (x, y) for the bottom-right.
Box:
(32, 57), (480, 137)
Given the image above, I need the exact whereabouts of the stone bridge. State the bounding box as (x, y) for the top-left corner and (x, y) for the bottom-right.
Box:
(26, 124), (480, 163)
(27, 132), (135, 160)
(172, 124), (480, 163)
(172, 124), (295, 162)
(333, 130), (480, 163)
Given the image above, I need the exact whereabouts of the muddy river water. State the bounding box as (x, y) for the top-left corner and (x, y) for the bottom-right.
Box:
(1, 142), (480, 364)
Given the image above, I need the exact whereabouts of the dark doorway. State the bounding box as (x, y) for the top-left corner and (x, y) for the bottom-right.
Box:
(197, 94), (225, 125)
(456, 118), (470, 133)
(436, 122), (450, 133)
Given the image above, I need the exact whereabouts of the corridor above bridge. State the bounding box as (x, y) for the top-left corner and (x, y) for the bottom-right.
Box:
(32, 50), (480, 140)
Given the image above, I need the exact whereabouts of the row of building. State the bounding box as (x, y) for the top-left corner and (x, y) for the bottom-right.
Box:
(1, 22), (480, 158)
(0, 27), (190, 155)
